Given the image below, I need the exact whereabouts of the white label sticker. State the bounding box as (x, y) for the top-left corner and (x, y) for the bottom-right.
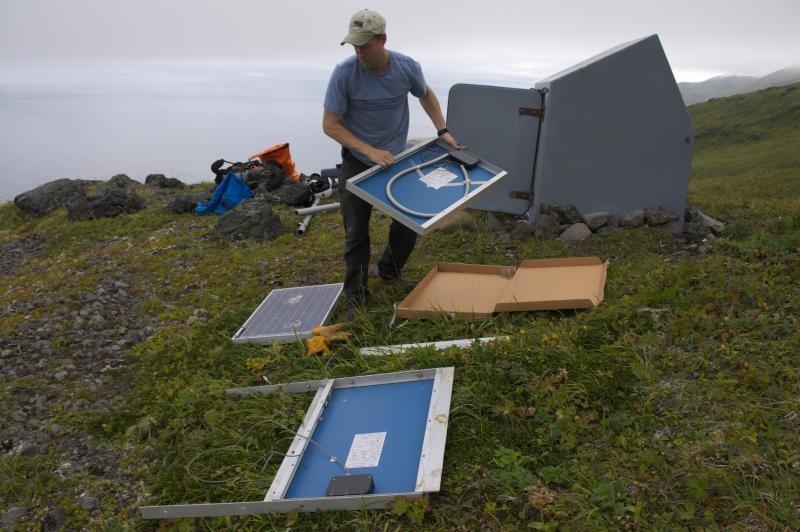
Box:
(420, 167), (458, 190)
(345, 432), (386, 469)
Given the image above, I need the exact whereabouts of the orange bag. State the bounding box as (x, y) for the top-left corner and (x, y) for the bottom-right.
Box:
(249, 142), (300, 180)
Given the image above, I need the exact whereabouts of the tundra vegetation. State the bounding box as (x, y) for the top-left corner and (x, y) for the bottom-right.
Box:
(1, 83), (798, 529)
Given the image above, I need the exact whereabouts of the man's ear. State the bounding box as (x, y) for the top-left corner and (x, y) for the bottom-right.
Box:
(378, 33), (387, 45)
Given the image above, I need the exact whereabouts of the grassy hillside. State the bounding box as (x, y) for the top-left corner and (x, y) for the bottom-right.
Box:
(1, 86), (798, 529)
(689, 82), (800, 178)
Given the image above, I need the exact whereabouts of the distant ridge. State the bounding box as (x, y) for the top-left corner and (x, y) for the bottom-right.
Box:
(679, 65), (800, 105)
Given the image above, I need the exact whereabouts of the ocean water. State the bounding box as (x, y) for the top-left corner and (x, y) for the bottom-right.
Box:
(0, 61), (533, 202)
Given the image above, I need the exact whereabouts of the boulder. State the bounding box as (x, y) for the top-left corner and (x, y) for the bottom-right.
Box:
(658, 221), (681, 235)
(107, 174), (139, 189)
(276, 179), (311, 206)
(483, 212), (505, 233)
(166, 191), (212, 214)
(434, 211), (476, 233)
(596, 225), (619, 237)
(553, 204), (582, 224)
(145, 173), (185, 189)
(67, 188), (144, 221)
(559, 222), (592, 242)
(685, 205), (725, 233)
(531, 213), (561, 238)
(644, 206), (679, 226)
(13, 179), (87, 217)
(5, 506), (27, 525)
(684, 221), (711, 239)
(77, 495), (99, 511)
(510, 221), (536, 240)
(582, 211), (611, 231)
(42, 506), (67, 531)
(215, 198), (286, 241)
(606, 215), (621, 228)
(621, 208), (645, 228)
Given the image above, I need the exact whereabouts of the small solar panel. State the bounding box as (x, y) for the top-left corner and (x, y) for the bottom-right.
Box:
(232, 283), (344, 344)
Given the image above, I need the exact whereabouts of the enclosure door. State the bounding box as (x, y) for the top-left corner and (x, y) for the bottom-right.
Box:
(446, 84), (541, 214)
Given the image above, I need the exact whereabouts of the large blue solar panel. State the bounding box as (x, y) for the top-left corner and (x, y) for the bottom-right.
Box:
(346, 139), (506, 234)
(284, 379), (434, 498)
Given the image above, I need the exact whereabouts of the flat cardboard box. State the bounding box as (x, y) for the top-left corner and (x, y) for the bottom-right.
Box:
(397, 257), (608, 318)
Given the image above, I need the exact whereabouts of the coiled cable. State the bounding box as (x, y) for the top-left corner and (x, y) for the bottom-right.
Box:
(385, 153), (471, 218)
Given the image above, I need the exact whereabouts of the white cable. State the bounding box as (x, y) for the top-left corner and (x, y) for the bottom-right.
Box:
(385, 154), (472, 218)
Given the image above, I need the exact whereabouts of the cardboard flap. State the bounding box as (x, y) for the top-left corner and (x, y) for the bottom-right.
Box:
(396, 264), (514, 318)
(495, 257), (607, 311)
(397, 257), (608, 319)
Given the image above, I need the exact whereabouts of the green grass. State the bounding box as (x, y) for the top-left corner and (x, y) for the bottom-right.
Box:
(689, 82), (800, 179)
(1, 85), (799, 529)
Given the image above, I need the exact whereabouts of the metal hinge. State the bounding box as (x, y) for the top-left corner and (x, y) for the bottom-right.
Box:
(519, 107), (544, 119)
(509, 191), (533, 201)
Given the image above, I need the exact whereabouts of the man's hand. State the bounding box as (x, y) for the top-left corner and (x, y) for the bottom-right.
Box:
(366, 147), (396, 166)
(439, 131), (460, 149)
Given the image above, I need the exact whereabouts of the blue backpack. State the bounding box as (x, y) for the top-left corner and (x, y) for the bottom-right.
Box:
(195, 172), (253, 215)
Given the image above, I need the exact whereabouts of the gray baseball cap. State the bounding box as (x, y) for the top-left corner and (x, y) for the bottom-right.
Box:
(340, 9), (386, 46)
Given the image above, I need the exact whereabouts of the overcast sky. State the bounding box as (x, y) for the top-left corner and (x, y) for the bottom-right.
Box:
(1, 0), (798, 82)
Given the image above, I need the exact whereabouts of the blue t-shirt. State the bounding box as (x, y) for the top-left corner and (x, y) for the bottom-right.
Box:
(324, 50), (427, 165)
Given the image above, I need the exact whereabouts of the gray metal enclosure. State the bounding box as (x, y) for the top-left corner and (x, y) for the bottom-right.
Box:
(446, 34), (693, 224)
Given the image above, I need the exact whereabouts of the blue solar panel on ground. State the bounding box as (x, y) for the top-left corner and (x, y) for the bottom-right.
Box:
(232, 283), (344, 344)
(284, 379), (435, 498)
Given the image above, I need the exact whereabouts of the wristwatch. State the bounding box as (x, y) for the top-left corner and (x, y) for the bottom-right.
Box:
(437, 127), (449, 137)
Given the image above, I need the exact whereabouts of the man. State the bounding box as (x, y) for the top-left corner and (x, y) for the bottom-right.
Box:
(322, 8), (458, 317)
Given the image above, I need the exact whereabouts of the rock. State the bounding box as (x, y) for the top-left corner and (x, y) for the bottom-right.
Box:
(621, 208), (645, 228)
(553, 204), (582, 224)
(483, 213), (504, 233)
(6, 506), (27, 523)
(67, 188), (144, 221)
(434, 211), (476, 233)
(685, 205), (725, 233)
(607, 215), (621, 228)
(497, 233), (512, 245)
(276, 179), (309, 206)
(658, 221), (681, 235)
(596, 225), (618, 237)
(582, 211), (610, 231)
(531, 213), (561, 238)
(54, 370), (68, 382)
(510, 221), (536, 239)
(683, 222), (708, 239)
(42, 506), (67, 531)
(166, 191), (212, 214)
(145, 173), (185, 188)
(14, 178), (88, 217)
(559, 222), (592, 242)
(215, 198), (286, 241)
(644, 206), (679, 226)
(78, 494), (99, 511)
(107, 174), (139, 189)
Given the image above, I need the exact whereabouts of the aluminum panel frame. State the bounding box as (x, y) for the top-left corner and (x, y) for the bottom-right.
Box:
(345, 138), (507, 235)
(231, 283), (344, 345)
(140, 367), (455, 519)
